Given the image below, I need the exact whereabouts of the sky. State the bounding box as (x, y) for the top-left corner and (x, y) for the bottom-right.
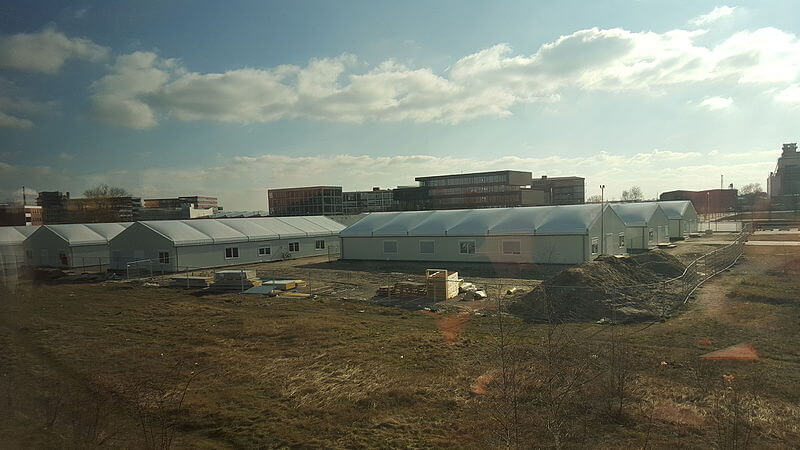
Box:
(1, 1), (799, 210)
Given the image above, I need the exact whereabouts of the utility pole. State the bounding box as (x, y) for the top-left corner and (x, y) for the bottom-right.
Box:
(600, 184), (605, 255)
(22, 186), (26, 206)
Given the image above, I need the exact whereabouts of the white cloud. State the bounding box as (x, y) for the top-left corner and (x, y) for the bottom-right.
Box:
(0, 149), (777, 210)
(698, 96), (734, 110)
(0, 77), (58, 128)
(0, 28), (108, 74)
(0, 111), (33, 128)
(775, 84), (800, 104)
(90, 24), (800, 128)
(58, 152), (76, 160)
(690, 6), (736, 26)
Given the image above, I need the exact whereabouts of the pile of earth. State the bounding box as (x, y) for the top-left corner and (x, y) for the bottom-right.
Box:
(511, 251), (686, 323)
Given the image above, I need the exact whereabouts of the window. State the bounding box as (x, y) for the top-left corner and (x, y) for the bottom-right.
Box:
(225, 247), (239, 259)
(158, 251), (170, 264)
(258, 246), (271, 256)
(502, 240), (521, 255)
(288, 241), (299, 252)
(459, 241), (476, 254)
(383, 240), (397, 254)
(315, 240), (325, 250)
(419, 240), (435, 254)
(648, 229), (654, 241)
(591, 238), (599, 254)
(619, 234), (625, 248)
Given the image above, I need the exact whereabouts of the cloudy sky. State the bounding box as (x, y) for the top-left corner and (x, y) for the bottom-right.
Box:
(1, 1), (798, 210)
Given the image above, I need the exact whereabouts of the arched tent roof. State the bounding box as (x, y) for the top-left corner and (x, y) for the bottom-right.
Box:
(657, 201), (697, 220)
(536, 204), (608, 234)
(135, 217), (345, 247)
(341, 204), (616, 237)
(0, 227), (27, 247)
(13, 225), (39, 238)
(33, 223), (132, 246)
(610, 203), (663, 227)
(339, 212), (405, 237)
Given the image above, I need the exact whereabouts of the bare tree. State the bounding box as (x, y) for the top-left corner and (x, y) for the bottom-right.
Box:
(739, 183), (762, 196)
(586, 194), (603, 203)
(621, 186), (643, 202)
(84, 183), (130, 198)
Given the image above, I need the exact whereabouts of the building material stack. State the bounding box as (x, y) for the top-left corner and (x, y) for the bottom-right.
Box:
(169, 276), (212, 288)
(376, 281), (427, 297)
(425, 269), (460, 300)
(211, 270), (262, 291)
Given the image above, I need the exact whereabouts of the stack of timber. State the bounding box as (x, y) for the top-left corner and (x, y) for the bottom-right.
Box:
(261, 279), (307, 290)
(211, 270), (262, 291)
(425, 269), (460, 300)
(169, 276), (212, 288)
(376, 281), (427, 297)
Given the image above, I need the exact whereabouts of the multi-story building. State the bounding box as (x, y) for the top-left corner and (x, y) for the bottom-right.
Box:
(768, 143), (800, 209)
(659, 189), (738, 214)
(342, 188), (399, 214)
(143, 195), (222, 214)
(267, 186), (343, 216)
(37, 191), (71, 224)
(37, 191), (142, 223)
(393, 170), (549, 210)
(531, 175), (586, 205)
(0, 204), (43, 226)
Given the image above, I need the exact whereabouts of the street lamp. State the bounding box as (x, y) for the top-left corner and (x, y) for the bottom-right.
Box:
(600, 184), (606, 255)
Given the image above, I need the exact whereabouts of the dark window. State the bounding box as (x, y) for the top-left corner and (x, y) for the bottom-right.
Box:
(225, 247), (239, 258)
(158, 251), (170, 263)
(315, 240), (325, 249)
(289, 242), (299, 252)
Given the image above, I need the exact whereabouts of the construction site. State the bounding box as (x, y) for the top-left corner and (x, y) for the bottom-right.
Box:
(1, 222), (798, 448)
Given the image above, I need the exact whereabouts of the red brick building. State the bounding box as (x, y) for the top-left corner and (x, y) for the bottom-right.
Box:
(659, 189), (738, 214)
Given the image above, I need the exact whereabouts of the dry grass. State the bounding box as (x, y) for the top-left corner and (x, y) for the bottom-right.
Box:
(0, 242), (798, 447)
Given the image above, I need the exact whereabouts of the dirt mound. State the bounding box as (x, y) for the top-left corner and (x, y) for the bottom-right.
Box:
(512, 252), (686, 323)
(700, 343), (760, 361)
(630, 250), (686, 278)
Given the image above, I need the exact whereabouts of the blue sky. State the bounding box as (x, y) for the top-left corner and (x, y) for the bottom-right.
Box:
(1, 1), (799, 210)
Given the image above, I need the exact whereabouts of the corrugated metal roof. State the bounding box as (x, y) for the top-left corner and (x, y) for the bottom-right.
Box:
(610, 203), (662, 227)
(133, 217), (344, 246)
(341, 204), (613, 237)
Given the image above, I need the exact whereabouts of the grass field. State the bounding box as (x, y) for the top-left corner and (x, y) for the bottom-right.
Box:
(0, 238), (798, 448)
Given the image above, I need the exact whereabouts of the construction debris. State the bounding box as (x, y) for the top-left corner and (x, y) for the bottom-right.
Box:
(472, 290), (487, 300)
(169, 276), (212, 288)
(261, 279), (307, 290)
(425, 269), (460, 300)
(376, 281), (427, 297)
(211, 270), (262, 291)
(459, 282), (477, 293)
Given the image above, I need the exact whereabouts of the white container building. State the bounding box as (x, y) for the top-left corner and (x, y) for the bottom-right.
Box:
(24, 223), (132, 268)
(657, 201), (699, 239)
(610, 203), (670, 250)
(108, 216), (345, 272)
(340, 204), (627, 264)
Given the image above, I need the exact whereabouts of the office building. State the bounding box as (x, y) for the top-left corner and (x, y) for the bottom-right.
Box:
(342, 188), (399, 214)
(531, 176), (585, 205)
(393, 170), (549, 211)
(768, 143), (800, 209)
(0, 204), (43, 226)
(659, 189), (737, 214)
(267, 186), (343, 216)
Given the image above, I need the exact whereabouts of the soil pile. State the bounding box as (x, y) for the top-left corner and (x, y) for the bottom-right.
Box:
(512, 252), (686, 323)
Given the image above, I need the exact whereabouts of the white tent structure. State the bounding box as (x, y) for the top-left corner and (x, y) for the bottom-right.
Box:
(610, 203), (670, 251)
(340, 204), (627, 264)
(24, 223), (132, 268)
(1, 226), (36, 269)
(657, 201), (699, 239)
(108, 216), (345, 272)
